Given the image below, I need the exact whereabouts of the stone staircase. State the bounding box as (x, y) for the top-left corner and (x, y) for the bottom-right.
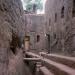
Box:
(41, 53), (75, 69)
(39, 66), (54, 75)
(24, 52), (75, 75)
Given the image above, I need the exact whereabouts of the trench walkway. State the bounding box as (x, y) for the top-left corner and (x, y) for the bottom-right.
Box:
(23, 52), (75, 75)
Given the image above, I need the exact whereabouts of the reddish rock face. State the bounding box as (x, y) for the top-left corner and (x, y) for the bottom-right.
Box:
(0, 0), (31, 75)
(45, 0), (75, 56)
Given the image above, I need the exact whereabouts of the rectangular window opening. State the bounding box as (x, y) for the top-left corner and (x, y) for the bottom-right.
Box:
(37, 35), (40, 42)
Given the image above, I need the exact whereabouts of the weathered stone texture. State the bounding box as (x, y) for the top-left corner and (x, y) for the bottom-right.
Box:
(8, 50), (32, 75)
(25, 14), (46, 52)
(45, 0), (75, 56)
(0, 0), (31, 75)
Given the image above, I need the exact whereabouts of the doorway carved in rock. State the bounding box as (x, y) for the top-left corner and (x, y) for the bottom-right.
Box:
(24, 36), (30, 51)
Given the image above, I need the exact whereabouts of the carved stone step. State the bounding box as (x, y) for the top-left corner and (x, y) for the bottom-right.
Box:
(42, 58), (75, 75)
(25, 52), (75, 75)
(24, 58), (41, 61)
(40, 52), (75, 69)
(39, 66), (54, 75)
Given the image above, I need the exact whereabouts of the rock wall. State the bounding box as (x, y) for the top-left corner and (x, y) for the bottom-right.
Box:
(24, 14), (46, 52)
(45, 0), (75, 56)
(0, 0), (31, 75)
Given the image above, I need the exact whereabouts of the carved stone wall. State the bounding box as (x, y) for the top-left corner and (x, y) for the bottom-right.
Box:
(0, 0), (31, 75)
